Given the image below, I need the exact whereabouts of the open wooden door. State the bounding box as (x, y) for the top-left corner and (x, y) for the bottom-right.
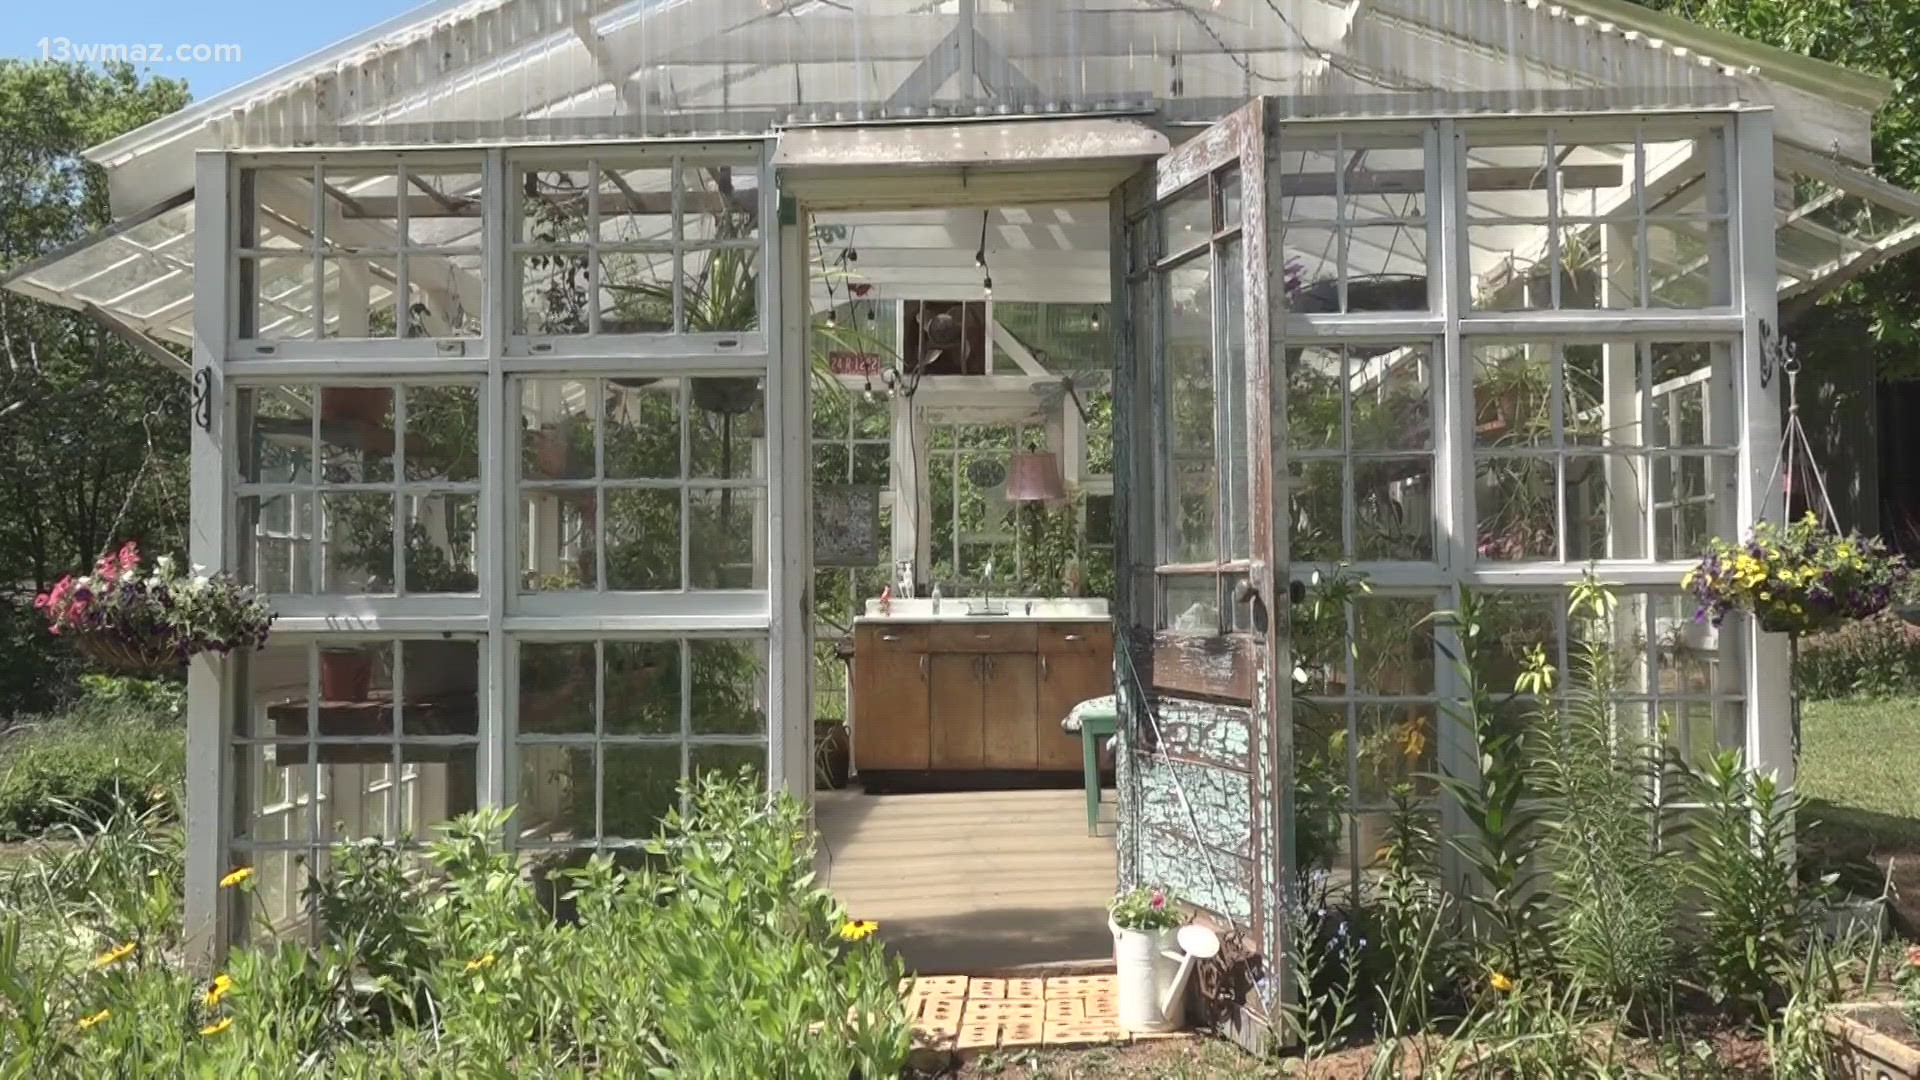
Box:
(1112, 98), (1292, 1047)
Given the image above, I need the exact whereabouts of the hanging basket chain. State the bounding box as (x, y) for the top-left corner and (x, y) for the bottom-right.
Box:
(1758, 342), (1841, 532)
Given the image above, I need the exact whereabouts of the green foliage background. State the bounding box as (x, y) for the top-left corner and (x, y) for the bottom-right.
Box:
(0, 61), (191, 715)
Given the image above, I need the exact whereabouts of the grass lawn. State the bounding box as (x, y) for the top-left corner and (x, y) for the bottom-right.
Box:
(1799, 695), (1920, 926)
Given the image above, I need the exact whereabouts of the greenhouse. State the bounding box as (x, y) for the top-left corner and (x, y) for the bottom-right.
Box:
(9, 0), (1920, 1038)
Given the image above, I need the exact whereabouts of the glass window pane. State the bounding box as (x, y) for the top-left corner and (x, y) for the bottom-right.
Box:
(1163, 257), (1215, 564)
(1287, 459), (1343, 563)
(605, 641), (681, 736)
(399, 639), (480, 737)
(521, 490), (599, 591)
(1349, 342), (1433, 452)
(606, 489), (682, 591)
(238, 386), (313, 484)
(690, 744), (766, 789)
(1476, 458), (1557, 562)
(1356, 704), (1438, 805)
(691, 641), (767, 736)
(678, 248), (760, 333)
(1163, 576), (1220, 633)
(689, 378), (765, 478)
(1161, 186), (1210, 252)
(689, 488), (762, 589)
(603, 746), (682, 840)
(681, 159), (760, 242)
(605, 379), (682, 479)
(394, 745), (480, 841)
(1353, 458), (1434, 562)
(595, 165), (675, 246)
(403, 492), (478, 593)
(1563, 343), (1642, 449)
(321, 492), (396, 594)
(1477, 591), (1563, 692)
(520, 253), (590, 335)
(1566, 454), (1649, 561)
(522, 380), (595, 481)
(404, 385), (480, 482)
(517, 745), (594, 843)
(244, 256), (318, 340)
(318, 386), (395, 482)
(1648, 220), (1729, 308)
(598, 250), (676, 333)
(1354, 596), (1435, 695)
(1221, 236), (1249, 563)
(319, 256), (400, 339)
(519, 643), (595, 735)
(1474, 343), (1553, 448)
(237, 494), (314, 594)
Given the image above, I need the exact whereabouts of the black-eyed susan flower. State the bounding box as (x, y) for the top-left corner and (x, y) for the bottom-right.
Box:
(203, 973), (233, 1007)
(218, 867), (254, 889)
(1488, 971), (1515, 993)
(199, 1017), (232, 1037)
(838, 919), (879, 942)
(91, 942), (135, 969)
(464, 953), (496, 973)
(76, 1009), (110, 1031)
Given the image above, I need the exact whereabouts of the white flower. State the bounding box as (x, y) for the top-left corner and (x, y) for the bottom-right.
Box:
(190, 564), (206, 575)
(156, 556), (174, 571)
(191, 575), (210, 591)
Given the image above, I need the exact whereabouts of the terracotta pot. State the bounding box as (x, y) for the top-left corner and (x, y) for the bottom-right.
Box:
(319, 387), (391, 425)
(319, 649), (374, 702)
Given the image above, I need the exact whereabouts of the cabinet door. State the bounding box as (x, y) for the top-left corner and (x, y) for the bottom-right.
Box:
(929, 654), (985, 769)
(981, 653), (1040, 769)
(854, 655), (930, 771)
(1037, 652), (1112, 770)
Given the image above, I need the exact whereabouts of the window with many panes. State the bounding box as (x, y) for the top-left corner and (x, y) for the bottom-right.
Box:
(513, 151), (760, 336)
(517, 376), (766, 593)
(235, 383), (481, 595)
(1464, 124), (1729, 311)
(231, 639), (482, 932)
(1470, 340), (1736, 562)
(513, 637), (767, 853)
(1285, 341), (1439, 563)
(1147, 165), (1251, 633)
(236, 162), (486, 342)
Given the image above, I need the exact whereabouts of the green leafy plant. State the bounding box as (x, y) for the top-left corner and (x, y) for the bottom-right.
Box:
(1430, 588), (1551, 977)
(1795, 609), (1920, 699)
(1108, 885), (1183, 931)
(1369, 783), (1463, 1036)
(1683, 750), (1834, 1015)
(1537, 579), (1681, 1010)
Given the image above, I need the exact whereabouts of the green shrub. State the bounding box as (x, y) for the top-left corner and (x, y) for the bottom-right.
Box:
(1795, 610), (1920, 699)
(0, 772), (911, 1078)
(0, 682), (184, 839)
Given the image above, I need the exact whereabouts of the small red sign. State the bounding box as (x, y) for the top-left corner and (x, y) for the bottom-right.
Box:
(828, 351), (884, 376)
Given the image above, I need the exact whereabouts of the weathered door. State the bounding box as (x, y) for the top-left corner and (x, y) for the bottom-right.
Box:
(1112, 98), (1292, 1045)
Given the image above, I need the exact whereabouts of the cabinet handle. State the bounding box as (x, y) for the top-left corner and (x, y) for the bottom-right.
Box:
(920, 655), (928, 680)
(1063, 633), (1083, 642)
(1041, 655), (1050, 680)
(985, 655), (995, 680)
(881, 633), (902, 642)
(974, 632), (992, 640)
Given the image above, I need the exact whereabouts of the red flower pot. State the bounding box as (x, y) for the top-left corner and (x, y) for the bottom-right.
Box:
(319, 649), (374, 702)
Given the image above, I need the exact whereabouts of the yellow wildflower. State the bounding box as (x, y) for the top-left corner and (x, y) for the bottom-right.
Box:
(203, 973), (233, 1007)
(76, 1010), (110, 1031)
(91, 942), (135, 969)
(1488, 971), (1515, 993)
(838, 919), (880, 942)
(464, 953), (496, 973)
(199, 1017), (232, 1037)
(218, 866), (255, 889)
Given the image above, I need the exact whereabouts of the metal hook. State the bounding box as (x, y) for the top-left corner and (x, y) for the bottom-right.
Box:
(190, 367), (214, 432)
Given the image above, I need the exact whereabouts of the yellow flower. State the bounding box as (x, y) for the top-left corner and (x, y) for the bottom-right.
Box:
(91, 942), (135, 969)
(464, 953), (496, 973)
(76, 1009), (110, 1031)
(218, 867), (255, 889)
(203, 974), (233, 1007)
(838, 919), (880, 942)
(199, 1017), (232, 1037)
(1488, 971), (1515, 993)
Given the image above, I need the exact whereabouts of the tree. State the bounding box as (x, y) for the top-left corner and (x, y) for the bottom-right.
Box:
(0, 61), (191, 712)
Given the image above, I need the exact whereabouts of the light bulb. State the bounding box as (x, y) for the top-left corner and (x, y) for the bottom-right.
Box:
(974, 250), (986, 269)
(983, 275), (993, 298)
(1091, 310), (1101, 331)
(826, 310), (837, 328)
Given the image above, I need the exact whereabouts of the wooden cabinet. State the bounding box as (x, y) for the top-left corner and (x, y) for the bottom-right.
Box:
(852, 620), (1111, 781)
(852, 653), (930, 769)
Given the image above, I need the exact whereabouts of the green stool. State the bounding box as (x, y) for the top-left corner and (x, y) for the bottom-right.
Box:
(1062, 695), (1119, 835)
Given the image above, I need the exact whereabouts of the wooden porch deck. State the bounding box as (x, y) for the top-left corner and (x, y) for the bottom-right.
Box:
(813, 788), (1118, 973)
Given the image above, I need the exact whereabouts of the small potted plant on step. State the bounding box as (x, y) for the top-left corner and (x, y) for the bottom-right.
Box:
(1108, 884), (1187, 1033)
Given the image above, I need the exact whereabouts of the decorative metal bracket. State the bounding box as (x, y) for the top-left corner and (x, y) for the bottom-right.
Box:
(1757, 318), (1798, 391)
(191, 367), (214, 432)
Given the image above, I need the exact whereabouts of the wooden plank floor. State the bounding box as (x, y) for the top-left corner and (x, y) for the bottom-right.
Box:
(814, 788), (1118, 973)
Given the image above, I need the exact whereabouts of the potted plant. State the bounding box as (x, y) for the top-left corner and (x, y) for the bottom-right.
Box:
(1108, 884), (1187, 1032)
(34, 542), (274, 675)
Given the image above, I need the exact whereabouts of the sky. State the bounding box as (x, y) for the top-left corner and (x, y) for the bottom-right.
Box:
(6, 0), (428, 99)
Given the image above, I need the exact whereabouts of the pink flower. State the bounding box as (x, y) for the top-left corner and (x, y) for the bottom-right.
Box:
(1149, 890), (1166, 910)
(116, 542), (139, 573)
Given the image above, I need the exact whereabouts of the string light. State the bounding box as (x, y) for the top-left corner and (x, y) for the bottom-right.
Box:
(1090, 309), (1101, 331)
(977, 210), (993, 298)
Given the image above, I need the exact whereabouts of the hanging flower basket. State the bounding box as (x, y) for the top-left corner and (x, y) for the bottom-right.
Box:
(35, 542), (275, 670)
(72, 629), (182, 677)
(1686, 514), (1908, 636)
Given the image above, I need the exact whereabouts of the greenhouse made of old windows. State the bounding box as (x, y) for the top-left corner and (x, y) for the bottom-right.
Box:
(10, 0), (1920, 1036)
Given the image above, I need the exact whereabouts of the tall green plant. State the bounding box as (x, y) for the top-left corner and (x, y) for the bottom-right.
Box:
(1431, 589), (1551, 976)
(1683, 750), (1833, 1015)
(1538, 580), (1681, 1010)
